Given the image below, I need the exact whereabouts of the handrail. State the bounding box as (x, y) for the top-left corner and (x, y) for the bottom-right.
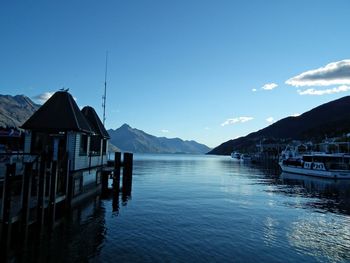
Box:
(0, 152), (40, 164)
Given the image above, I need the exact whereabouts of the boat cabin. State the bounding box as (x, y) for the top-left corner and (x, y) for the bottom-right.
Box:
(302, 154), (350, 170)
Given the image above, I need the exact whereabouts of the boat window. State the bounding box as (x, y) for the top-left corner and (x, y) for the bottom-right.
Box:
(303, 156), (312, 162)
(313, 156), (322, 162)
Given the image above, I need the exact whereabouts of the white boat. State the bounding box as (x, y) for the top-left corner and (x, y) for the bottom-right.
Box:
(240, 154), (252, 162)
(279, 150), (350, 179)
(231, 151), (241, 161)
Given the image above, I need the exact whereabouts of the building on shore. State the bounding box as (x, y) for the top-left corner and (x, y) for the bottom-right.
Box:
(21, 90), (110, 203)
(253, 138), (287, 162)
(0, 90), (133, 255)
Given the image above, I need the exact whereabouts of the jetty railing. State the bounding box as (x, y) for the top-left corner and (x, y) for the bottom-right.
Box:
(0, 151), (133, 259)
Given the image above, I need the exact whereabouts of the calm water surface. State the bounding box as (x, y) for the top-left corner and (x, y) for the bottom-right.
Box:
(22, 154), (350, 262)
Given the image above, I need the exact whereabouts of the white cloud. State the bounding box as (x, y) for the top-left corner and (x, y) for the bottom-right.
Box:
(261, 83), (278, 90)
(286, 59), (350, 87)
(291, 113), (300, 117)
(161, 129), (169, 133)
(297, 85), (350, 96)
(32, 92), (54, 104)
(252, 88), (257, 92)
(266, 117), (275, 123)
(221, 116), (254, 127)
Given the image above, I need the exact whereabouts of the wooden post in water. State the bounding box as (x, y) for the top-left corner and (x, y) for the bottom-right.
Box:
(101, 171), (109, 196)
(113, 152), (121, 190)
(37, 155), (47, 227)
(112, 152), (121, 211)
(21, 163), (33, 240)
(1, 163), (16, 255)
(122, 152), (133, 198)
(67, 173), (74, 205)
(48, 161), (58, 227)
(64, 158), (71, 209)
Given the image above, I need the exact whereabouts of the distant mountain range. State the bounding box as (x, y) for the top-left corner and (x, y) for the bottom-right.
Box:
(7, 93), (348, 156)
(0, 94), (40, 128)
(209, 96), (350, 155)
(0, 94), (210, 154)
(108, 124), (211, 154)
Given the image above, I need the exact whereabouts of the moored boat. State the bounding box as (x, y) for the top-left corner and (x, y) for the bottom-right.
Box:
(240, 153), (252, 162)
(279, 151), (350, 179)
(231, 151), (241, 161)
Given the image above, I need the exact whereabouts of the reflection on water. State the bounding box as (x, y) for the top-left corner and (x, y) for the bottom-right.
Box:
(263, 216), (280, 247)
(11, 197), (107, 263)
(280, 172), (350, 215)
(288, 214), (350, 262)
(5, 154), (350, 262)
(278, 173), (350, 261)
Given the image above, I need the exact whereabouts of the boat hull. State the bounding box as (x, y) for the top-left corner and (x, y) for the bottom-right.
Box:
(279, 162), (350, 179)
(231, 152), (241, 161)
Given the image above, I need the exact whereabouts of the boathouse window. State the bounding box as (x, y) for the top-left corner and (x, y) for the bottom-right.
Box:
(31, 132), (50, 154)
(90, 135), (101, 155)
(79, 134), (88, 156)
(102, 139), (107, 154)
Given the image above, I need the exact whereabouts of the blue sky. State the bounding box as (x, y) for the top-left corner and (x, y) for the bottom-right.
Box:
(1, 1), (350, 147)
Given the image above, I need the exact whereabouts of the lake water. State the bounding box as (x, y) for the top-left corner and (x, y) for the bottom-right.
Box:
(12, 154), (350, 262)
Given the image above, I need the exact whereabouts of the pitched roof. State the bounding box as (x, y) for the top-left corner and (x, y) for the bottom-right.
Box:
(81, 106), (110, 138)
(21, 91), (93, 133)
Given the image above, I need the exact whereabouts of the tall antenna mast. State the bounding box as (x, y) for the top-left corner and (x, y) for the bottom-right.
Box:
(102, 51), (108, 125)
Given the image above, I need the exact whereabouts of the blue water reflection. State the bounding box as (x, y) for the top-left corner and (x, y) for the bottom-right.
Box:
(12, 154), (350, 262)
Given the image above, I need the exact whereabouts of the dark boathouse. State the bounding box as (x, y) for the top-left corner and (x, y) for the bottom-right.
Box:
(21, 90), (110, 204)
(0, 90), (132, 259)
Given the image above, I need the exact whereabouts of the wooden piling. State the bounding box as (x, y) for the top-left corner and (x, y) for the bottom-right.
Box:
(112, 152), (121, 211)
(122, 152), (133, 197)
(67, 173), (74, 205)
(101, 171), (109, 195)
(113, 152), (121, 190)
(64, 159), (71, 209)
(1, 163), (16, 254)
(37, 155), (47, 227)
(1, 164), (15, 222)
(45, 161), (52, 207)
(112, 171), (120, 193)
(122, 152), (133, 179)
(21, 163), (33, 239)
(112, 189), (120, 213)
(48, 161), (58, 226)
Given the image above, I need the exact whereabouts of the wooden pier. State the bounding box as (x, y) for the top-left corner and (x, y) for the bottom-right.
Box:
(0, 151), (133, 259)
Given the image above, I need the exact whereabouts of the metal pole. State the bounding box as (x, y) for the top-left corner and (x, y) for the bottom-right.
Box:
(102, 51), (108, 126)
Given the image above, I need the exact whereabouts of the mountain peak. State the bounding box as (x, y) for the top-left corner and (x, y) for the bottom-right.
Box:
(108, 125), (211, 154)
(120, 123), (131, 129)
(0, 94), (40, 128)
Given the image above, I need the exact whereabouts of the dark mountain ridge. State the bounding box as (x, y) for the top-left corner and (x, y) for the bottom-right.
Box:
(209, 96), (350, 155)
